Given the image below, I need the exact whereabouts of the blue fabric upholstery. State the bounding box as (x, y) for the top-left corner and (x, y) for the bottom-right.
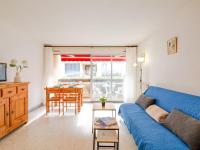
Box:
(144, 86), (200, 120)
(118, 103), (144, 131)
(119, 86), (200, 150)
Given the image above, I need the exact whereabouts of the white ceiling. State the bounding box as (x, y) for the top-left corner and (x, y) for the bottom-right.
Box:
(0, 0), (189, 46)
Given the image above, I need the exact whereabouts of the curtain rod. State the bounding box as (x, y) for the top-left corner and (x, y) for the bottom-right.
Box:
(44, 45), (138, 48)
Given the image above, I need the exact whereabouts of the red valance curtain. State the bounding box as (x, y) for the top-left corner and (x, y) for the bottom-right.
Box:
(61, 54), (126, 62)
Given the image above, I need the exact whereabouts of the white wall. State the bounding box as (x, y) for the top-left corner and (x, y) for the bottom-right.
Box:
(138, 1), (200, 96)
(0, 22), (44, 111)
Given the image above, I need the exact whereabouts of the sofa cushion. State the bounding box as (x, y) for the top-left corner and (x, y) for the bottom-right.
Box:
(135, 94), (155, 109)
(119, 104), (189, 150)
(163, 109), (200, 150)
(146, 105), (169, 123)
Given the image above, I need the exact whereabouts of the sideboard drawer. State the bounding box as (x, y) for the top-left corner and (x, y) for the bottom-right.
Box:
(17, 85), (28, 94)
(2, 87), (17, 98)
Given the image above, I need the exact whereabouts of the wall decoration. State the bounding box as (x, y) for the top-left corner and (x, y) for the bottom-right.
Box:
(167, 37), (178, 55)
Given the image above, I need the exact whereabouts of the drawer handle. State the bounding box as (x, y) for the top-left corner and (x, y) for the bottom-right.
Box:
(11, 110), (14, 114)
(8, 91), (13, 94)
(6, 112), (9, 116)
(21, 88), (25, 91)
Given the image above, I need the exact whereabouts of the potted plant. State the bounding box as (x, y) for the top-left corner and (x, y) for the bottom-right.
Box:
(99, 96), (107, 107)
(10, 59), (28, 82)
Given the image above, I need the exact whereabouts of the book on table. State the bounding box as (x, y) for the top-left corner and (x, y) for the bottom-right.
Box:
(95, 117), (117, 127)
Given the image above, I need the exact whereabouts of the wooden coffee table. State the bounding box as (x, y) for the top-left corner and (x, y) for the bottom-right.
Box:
(93, 118), (119, 150)
(92, 103), (117, 133)
(92, 103), (116, 117)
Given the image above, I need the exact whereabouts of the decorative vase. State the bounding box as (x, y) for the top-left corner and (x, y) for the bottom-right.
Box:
(14, 72), (21, 82)
(102, 102), (105, 107)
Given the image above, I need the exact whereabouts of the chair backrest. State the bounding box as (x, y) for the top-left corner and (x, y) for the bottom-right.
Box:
(46, 87), (60, 94)
(75, 88), (83, 100)
(45, 87), (61, 99)
(76, 88), (83, 94)
(60, 88), (77, 93)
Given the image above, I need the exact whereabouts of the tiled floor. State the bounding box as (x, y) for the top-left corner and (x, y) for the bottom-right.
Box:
(0, 104), (137, 150)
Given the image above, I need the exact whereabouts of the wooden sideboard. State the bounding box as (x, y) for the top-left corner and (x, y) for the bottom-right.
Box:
(0, 82), (29, 138)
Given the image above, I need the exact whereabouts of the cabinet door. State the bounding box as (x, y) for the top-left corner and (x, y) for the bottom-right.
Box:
(0, 98), (9, 137)
(10, 94), (28, 126)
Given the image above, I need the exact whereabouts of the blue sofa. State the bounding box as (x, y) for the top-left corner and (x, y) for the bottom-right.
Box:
(119, 86), (200, 150)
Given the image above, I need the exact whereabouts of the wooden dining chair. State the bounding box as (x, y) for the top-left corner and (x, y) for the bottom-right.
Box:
(60, 88), (79, 115)
(76, 88), (83, 107)
(45, 87), (61, 115)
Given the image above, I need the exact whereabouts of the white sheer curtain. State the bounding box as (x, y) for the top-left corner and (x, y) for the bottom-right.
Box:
(44, 47), (64, 87)
(53, 54), (64, 83)
(123, 47), (137, 103)
(43, 47), (55, 87)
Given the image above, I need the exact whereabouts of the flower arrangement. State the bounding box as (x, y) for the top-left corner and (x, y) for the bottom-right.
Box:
(99, 96), (107, 107)
(9, 59), (28, 82)
(10, 59), (28, 72)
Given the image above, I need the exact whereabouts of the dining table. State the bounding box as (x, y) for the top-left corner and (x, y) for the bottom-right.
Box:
(45, 85), (83, 114)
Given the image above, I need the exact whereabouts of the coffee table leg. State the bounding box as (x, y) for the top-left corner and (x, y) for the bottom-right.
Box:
(117, 142), (119, 150)
(92, 110), (94, 133)
(97, 142), (99, 150)
(117, 129), (119, 150)
(93, 129), (96, 150)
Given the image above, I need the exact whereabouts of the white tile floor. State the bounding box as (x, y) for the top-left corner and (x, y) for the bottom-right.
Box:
(0, 103), (137, 150)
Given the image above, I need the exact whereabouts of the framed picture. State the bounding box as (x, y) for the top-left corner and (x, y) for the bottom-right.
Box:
(167, 37), (178, 55)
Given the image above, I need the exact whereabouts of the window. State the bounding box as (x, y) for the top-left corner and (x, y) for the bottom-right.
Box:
(84, 64), (97, 76)
(102, 63), (111, 76)
(65, 63), (80, 76)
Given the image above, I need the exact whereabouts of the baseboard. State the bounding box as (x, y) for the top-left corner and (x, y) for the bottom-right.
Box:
(84, 101), (123, 103)
(28, 101), (123, 111)
(29, 103), (44, 112)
